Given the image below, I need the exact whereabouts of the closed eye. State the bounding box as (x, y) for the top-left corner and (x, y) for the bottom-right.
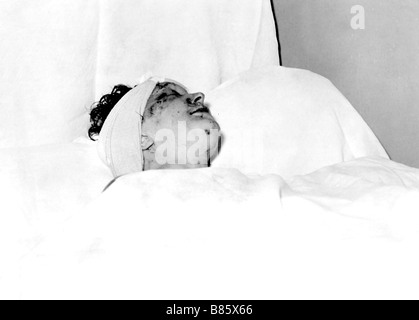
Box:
(156, 91), (181, 101)
(169, 90), (182, 97)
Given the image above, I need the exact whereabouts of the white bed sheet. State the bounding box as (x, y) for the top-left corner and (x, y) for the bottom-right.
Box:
(2, 156), (419, 300)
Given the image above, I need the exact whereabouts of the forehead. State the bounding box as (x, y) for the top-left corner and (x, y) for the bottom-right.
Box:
(152, 82), (188, 96)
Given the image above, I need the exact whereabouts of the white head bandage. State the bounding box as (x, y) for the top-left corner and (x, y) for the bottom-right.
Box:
(97, 78), (158, 178)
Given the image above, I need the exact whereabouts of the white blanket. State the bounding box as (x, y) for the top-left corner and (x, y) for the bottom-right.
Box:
(3, 157), (419, 300)
(2, 64), (415, 299)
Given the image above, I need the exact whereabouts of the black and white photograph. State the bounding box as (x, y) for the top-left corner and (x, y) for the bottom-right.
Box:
(1, 0), (419, 302)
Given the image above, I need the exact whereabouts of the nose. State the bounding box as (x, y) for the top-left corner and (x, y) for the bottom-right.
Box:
(189, 93), (205, 105)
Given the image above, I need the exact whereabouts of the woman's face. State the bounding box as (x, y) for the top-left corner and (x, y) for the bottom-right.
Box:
(141, 82), (221, 170)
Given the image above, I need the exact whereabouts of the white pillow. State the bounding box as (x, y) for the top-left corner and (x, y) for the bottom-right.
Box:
(207, 66), (388, 178)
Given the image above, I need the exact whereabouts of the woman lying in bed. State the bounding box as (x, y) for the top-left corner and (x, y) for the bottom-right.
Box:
(88, 78), (221, 178)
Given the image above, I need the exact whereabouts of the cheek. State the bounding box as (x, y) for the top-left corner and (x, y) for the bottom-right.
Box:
(151, 112), (189, 142)
(187, 118), (220, 132)
(186, 119), (220, 149)
(165, 109), (190, 129)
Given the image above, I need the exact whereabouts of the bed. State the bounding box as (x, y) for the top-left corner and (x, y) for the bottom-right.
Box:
(1, 0), (419, 300)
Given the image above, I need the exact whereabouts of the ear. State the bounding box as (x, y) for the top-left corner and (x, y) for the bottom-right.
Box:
(141, 134), (154, 151)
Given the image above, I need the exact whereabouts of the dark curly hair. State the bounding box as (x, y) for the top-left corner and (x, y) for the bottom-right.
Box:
(88, 84), (133, 141)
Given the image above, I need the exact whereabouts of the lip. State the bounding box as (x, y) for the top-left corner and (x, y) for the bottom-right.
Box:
(189, 106), (210, 115)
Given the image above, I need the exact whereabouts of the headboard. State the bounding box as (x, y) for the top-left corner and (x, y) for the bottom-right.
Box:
(0, 0), (279, 148)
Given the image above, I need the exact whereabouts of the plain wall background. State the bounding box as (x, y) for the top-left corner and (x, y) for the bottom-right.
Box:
(272, 0), (419, 168)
